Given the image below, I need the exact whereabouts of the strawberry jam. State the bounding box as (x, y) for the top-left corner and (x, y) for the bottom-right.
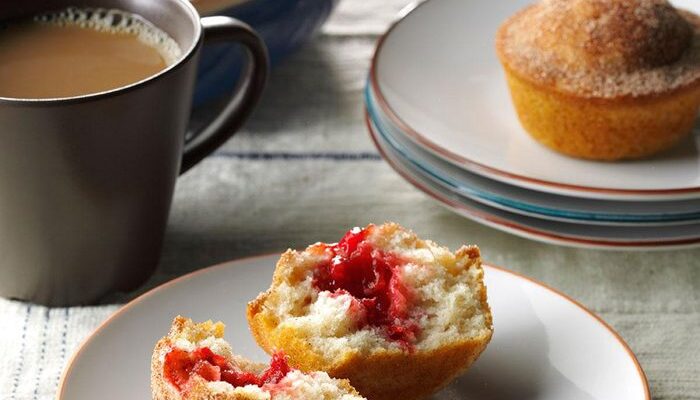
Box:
(164, 347), (291, 392)
(313, 226), (419, 348)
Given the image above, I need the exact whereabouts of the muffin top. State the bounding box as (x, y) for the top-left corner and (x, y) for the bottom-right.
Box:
(496, 0), (700, 98)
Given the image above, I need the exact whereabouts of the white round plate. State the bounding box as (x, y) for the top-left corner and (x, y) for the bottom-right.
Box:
(366, 86), (700, 226)
(368, 114), (700, 250)
(370, 0), (700, 201)
(58, 254), (650, 400)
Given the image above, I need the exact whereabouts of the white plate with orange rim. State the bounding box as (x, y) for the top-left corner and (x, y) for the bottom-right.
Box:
(369, 0), (700, 201)
(367, 113), (700, 250)
(57, 254), (650, 400)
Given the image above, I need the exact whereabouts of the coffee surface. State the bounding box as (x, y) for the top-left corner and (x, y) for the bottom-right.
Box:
(0, 9), (181, 99)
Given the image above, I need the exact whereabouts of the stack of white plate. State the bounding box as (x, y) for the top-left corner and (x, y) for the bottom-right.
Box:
(365, 0), (700, 250)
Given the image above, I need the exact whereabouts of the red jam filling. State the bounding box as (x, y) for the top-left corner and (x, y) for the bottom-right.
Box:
(313, 226), (419, 348)
(164, 347), (291, 392)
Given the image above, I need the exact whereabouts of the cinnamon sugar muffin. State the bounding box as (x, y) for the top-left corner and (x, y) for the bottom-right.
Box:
(151, 316), (366, 400)
(247, 223), (493, 400)
(496, 0), (700, 160)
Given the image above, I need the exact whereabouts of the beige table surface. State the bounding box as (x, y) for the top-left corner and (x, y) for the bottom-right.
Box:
(1, 1), (699, 399)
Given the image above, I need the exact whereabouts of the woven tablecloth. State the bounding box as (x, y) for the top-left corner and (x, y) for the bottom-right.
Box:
(1, 1), (699, 399)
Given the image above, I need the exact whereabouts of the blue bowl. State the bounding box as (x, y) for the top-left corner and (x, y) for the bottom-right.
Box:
(194, 0), (339, 105)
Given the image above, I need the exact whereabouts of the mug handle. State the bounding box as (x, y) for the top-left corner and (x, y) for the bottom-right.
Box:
(180, 16), (269, 174)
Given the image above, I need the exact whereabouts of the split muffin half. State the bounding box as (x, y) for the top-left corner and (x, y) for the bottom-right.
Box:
(151, 316), (366, 400)
(247, 223), (493, 400)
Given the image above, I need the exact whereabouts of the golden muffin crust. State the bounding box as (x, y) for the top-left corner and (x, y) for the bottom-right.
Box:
(497, 0), (700, 99)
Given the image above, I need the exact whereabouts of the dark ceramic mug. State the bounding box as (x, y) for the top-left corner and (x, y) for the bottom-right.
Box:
(0, 0), (268, 305)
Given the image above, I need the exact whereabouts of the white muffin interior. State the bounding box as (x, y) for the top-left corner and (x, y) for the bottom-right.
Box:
(162, 319), (364, 399)
(271, 371), (363, 400)
(266, 225), (492, 360)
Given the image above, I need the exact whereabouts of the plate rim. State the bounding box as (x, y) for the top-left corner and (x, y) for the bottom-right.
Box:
(366, 86), (700, 225)
(366, 111), (700, 249)
(56, 253), (650, 400)
(368, 0), (700, 199)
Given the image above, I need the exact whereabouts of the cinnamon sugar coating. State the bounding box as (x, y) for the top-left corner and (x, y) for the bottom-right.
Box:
(497, 0), (700, 98)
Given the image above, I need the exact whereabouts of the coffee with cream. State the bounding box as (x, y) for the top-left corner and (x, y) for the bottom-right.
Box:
(0, 7), (182, 99)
